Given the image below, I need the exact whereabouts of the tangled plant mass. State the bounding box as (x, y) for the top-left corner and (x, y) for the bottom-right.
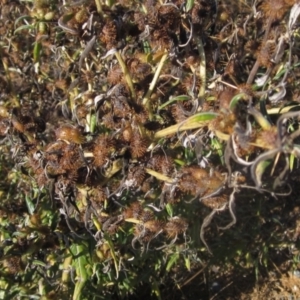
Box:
(1, 0), (300, 299)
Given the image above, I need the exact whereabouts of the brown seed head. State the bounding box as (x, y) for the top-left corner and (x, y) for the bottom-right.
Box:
(129, 133), (148, 158)
(164, 217), (188, 239)
(92, 134), (115, 167)
(218, 88), (237, 111)
(202, 194), (228, 209)
(101, 20), (118, 49)
(140, 209), (154, 222)
(3, 256), (23, 274)
(107, 65), (123, 85)
(127, 165), (146, 186)
(256, 126), (278, 149)
(158, 5), (180, 30)
(257, 40), (276, 68)
(144, 220), (165, 233)
(148, 154), (174, 176)
(261, 0), (293, 22)
(123, 201), (144, 219)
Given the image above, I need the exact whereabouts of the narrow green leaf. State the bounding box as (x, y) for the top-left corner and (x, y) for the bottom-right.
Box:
(14, 15), (32, 29)
(25, 194), (35, 215)
(184, 257), (191, 271)
(151, 279), (162, 300)
(211, 138), (224, 164)
(229, 93), (249, 111)
(155, 112), (217, 138)
(104, 234), (119, 279)
(166, 252), (179, 272)
(174, 159), (185, 166)
(14, 24), (35, 34)
(158, 95), (190, 110)
(33, 42), (42, 63)
(89, 113), (97, 134)
(32, 260), (47, 267)
(165, 203), (173, 218)
(185, 0), (195, 12)
(70, 243), (90, 300)
(252, 159), (272, 188)
(62, 254), (72, 284)
(188, 112), (218, 123)
(289, 153), (295, 171)
(245, 252), (253, 268)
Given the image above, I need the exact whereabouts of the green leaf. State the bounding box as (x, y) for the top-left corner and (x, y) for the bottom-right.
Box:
(184, 256), (191, 271)
(229, 93), (249, 111)
(211, 138), (224, 164)
(188, 112), (218, 123)
(251, 158), (272, 188)
(166, 252), (179, 272)
(289, 153), (295, 171)
(155, 112), (217, 138)
(25, 194), (35, 215)
(14, 15), (32, 29)
(158, 95), (190, 110)
(89, 113), (97, 134)
(32, 260), (47, 267)
(165, 203), (173, 218)
(151, 279), (162, 300)
(14, 24), (35, 34)
(104, 234), (119, 279)
(33, 42), (42, 63)
(185, 0), (195, 12)
(174, 159), (185, 166)
(70, 243), (90, 300)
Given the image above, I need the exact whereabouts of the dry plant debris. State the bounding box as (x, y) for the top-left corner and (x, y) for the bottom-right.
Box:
(1, 0), (300, 299)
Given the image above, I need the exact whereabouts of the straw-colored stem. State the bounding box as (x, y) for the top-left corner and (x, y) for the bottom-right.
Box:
(247, 18), (272, 85)
(142, 52), (168, 106)
(145, 168), (174, 183)
(154, 120), (210, 139)
(115, 51), (136, 100)
(61, 253), (72, 284)
(195, 36), (206, 105)
(95, 0), (103, 15)
(248, 107), (272, 130)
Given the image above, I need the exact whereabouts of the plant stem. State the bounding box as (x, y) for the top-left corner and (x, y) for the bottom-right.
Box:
(247, 18), (272, 84)
(195, 36), (206, 106)
(142, 52), (168, 106)
(115, 51), (136, 101)
(95, 0), (103, 15)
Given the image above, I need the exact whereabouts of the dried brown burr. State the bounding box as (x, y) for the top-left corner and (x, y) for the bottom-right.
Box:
(101, 20), (118, 49)
(129, 133), (148, 158)
(261, 0), (295, 23)
(164, 217), (188, 239)
(123, 201), (144, 219)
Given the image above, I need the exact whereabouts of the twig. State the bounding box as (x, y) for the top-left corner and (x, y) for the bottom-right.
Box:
(179, 264), (208, 289)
